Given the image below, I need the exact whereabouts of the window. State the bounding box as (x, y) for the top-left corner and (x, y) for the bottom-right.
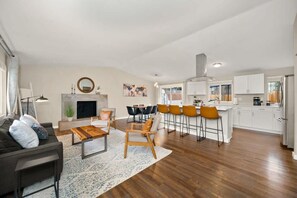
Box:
(267, 77), (282, 105)
(208, 81), (233, 103)
(160, 84), (183, 105)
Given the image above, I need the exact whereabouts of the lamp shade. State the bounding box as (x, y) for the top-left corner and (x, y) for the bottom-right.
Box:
(36, 95), (48, 103)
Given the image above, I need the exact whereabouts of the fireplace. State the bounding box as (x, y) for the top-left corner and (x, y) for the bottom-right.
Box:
(77, 101), (97, 119)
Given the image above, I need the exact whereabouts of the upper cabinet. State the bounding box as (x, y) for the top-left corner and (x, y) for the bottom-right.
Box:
(187, 81), (206, 95)
(234, 73), (264, 94)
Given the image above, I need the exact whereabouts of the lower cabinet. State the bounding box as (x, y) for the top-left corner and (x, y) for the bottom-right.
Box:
(233, 106), (283, 134)
(252, 108), (273, 131)
(238, 109), (252, 128)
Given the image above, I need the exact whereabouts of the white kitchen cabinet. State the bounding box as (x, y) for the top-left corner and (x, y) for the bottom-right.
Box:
(234, 74), (264, 94)
(233, 106), (283, 134)
(248, 74), (265, 94)
(234, 76), (248, 94)
(252, 108), (273, 131)
(238, 108), (252, 128)
(187, 81), (206, 95)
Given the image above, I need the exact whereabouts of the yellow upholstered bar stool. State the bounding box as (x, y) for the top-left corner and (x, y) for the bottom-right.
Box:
(157, 104), (170, 132)
(168, 105), (183, 133)
(181, 105), (202, 138)
(200, 106), (224, 146)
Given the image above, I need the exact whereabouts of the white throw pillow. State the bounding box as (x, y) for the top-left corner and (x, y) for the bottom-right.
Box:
(20, 114), (39, 127)
(151, 113), (162, 132)
(91, 120), (108, 127)
(9, 120), (39, 148)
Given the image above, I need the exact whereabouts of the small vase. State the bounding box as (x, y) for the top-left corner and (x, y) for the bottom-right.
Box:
(67, 117), (73, 121)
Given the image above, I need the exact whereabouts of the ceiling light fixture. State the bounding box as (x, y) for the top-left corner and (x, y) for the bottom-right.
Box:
(154, 82), (159, 88)
(213, 63), (222, 68)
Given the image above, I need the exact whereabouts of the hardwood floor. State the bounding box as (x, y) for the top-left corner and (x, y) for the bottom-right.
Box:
(89, 119), (297, 198)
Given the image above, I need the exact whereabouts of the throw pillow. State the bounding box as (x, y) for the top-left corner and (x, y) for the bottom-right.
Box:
(9, 120), (39, 148)
(150, 113), (162, 132)
(142, 118), (153, 132)
(31, 123), (49, 140)
(100, 111), (111, 121)
(0, 118), (22, 154)
(20, 114), (39, 127)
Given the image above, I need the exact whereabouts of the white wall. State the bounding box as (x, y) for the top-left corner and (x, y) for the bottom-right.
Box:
(20, 65), (156, 126)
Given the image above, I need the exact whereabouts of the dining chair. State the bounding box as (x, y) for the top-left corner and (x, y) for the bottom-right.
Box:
(150, 105), (157, 115)
(124, 113), (162, 159)
(126, 106), (139, 123)
(142, 106), (153, 121)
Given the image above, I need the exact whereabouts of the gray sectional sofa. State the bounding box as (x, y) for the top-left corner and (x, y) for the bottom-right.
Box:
(0, 117), (63, 196)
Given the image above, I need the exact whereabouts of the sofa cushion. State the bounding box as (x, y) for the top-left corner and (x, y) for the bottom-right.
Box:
(9, 120), (39, 148)
(32, 123), (49, 140)
(44, 126), (55, 136)
(20, 114), (39, 127)
(0, 118), (22, 154)
(39, 135), (58, 146)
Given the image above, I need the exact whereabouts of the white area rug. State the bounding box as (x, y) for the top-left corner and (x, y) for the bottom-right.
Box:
(23, 129), (172, 198)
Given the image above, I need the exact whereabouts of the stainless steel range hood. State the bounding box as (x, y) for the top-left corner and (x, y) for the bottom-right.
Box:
(187, 53), (213, 82)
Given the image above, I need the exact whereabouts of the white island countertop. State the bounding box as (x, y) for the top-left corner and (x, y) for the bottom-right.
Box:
(195, 106), (233, 111)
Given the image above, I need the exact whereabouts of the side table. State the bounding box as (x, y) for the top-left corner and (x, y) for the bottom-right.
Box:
(14, 150), (60, 198)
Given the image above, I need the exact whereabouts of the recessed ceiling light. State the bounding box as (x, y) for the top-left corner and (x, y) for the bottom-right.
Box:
(213, 63), (222, 68)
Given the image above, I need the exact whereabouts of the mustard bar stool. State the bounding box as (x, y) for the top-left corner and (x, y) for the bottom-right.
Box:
(168, 105), (182, 133)
(200, 106), (224, 146)
(157, 104), (170, 131)
(181, 105), (202, 138)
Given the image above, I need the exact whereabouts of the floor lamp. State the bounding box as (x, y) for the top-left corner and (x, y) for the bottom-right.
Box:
(21, 95), (49, 114)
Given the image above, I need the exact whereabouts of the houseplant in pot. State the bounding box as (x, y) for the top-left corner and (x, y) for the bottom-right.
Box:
(65, 105), (75, 121)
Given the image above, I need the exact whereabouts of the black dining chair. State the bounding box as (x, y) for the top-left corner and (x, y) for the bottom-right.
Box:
(150, 105), (157, 115)
(126, 106), (139, 123)
(142, 106), (153, 121)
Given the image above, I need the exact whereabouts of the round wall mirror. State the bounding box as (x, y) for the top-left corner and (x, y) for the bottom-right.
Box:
(77, 77), (95, 93)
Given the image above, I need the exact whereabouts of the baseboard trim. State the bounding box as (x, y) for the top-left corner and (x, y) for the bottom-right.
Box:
(233, 126), (281, 135)
(293, 152), (297, 160)
(53, 125), (58, 129)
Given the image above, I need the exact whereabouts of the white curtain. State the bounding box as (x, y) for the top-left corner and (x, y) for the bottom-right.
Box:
(6, 55), (19, 115)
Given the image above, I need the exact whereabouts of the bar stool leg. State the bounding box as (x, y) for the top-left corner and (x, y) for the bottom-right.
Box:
(181, 115), (184, 137)
(174, 115), (176, 131)
(217, 119), (220, 147)
(179, 115), (182, 132)
(196, 117), (198, 141)
(204, 118), (207, 139)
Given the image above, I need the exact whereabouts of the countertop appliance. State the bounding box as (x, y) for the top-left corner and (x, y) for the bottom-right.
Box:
(281, 75), (294, 149)
(253, 97), (261, 106)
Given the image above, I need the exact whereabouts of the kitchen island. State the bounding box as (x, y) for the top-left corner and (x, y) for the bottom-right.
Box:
(168, 105), (233, 143)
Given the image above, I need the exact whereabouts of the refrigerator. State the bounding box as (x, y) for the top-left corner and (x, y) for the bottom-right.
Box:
(281, 75), (294, 149)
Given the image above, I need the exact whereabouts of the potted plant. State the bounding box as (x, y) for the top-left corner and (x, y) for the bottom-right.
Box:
(65, 105), (75, 121)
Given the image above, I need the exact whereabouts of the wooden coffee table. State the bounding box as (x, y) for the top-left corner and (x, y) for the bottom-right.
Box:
(71, 125), (107, 159)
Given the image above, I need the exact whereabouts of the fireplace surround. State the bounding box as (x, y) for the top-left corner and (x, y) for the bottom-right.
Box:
(61, 94), (108, 121)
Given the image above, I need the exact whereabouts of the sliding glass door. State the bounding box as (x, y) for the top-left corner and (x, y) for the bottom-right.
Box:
(160, 84), (183, 105)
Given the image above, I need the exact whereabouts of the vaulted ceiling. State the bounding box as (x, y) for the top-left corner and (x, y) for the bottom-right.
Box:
(0, 0), (296, 83)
